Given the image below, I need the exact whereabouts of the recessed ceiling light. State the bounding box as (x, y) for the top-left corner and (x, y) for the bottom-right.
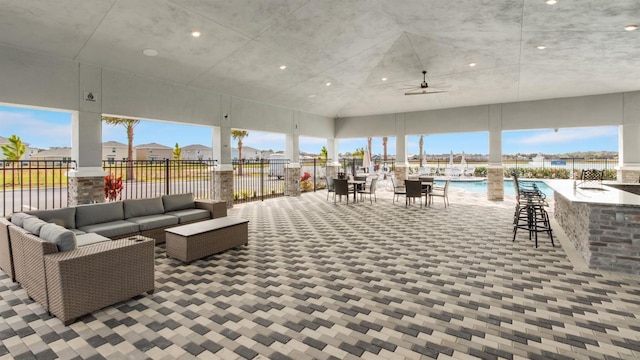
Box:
(625, 25), (638, 31)
(308, 94), (316, 98)
(279, 65), (287, 70)
(191, 31), (201, 37)
(469, 62), (477, 67)
(325, 82), (331, 86)
(537, 45), (546, 50)
(546, 0), (557, 4)
(381, 77), (388, 81)
(142, 48), (158, 57)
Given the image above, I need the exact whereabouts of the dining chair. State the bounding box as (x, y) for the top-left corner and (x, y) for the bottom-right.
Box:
(358, 177), (378, 204)
(333, 178), (350, 204)
(404, 179), (423, 208)
(326, 176), (335, 201)
(429, 179), (450, 207)
(390, 176), (405, 203)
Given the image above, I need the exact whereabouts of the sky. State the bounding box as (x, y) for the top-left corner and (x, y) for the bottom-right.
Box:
(0, 105), (619, 156)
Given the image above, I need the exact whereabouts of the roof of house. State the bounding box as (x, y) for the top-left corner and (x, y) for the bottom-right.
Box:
(102, 141), (128, 147)
(135, 143), (172, 150)
(30, 147), (71, 157)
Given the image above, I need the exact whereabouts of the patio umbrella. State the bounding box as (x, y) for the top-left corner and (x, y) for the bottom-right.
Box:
(363, 149), (372, 173)
(449, 150), (454, 168)
(460, 151), (467, 169)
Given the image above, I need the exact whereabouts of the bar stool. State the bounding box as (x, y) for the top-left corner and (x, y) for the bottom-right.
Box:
(511, 174), (554, 248)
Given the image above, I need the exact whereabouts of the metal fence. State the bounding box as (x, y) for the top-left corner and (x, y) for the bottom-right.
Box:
(232, 158), (288, 204)
(0, 160), (76, 216)
(102, 159), (216, 200)
(503, 157), (617, 179)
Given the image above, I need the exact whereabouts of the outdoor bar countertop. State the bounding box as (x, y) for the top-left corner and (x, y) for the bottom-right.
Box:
(544, 179), (640, 275)
(544, 179), (640, 207)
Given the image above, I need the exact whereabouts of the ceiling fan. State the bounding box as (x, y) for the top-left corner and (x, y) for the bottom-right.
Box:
(403, 70), (447, 96)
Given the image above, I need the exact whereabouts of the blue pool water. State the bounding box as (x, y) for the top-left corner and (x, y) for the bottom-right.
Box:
(434, 179), (554, 197)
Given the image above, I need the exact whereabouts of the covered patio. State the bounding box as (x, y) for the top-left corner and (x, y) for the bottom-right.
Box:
(1, 188), (638, 359)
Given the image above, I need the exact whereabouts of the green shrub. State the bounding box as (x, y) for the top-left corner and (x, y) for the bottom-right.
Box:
(474, 166), (487, 177)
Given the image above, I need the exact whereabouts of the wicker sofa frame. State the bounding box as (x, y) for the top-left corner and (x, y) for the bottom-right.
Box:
(8, 225), (154, 325)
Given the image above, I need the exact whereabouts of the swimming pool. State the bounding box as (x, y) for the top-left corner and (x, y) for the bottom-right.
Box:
(434, 179), (554, 197)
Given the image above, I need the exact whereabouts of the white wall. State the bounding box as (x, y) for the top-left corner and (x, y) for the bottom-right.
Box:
(336, 92), (640, 137)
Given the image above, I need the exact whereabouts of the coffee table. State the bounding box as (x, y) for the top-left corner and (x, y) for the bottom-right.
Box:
(165, 217), (249, 262)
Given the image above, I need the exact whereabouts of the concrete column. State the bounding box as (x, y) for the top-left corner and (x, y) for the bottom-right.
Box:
(68, 64), (107, 206)
(327, 138), (339, 165)
(618, 124), (640, 183)
(394, 114), (409, 181)
(212, 124), (234, 208)
(283, 114), (301, 197)
(487, 104), (504, 201)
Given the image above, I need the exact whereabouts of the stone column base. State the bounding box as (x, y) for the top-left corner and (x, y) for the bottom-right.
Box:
(213, 169), (234, 209)
(285, 164), (301, 197)
(68, 176), (105, 206)
(394, 164), (408, 184)
(617, 167), (640, 183)
(487, 165), (504, 201)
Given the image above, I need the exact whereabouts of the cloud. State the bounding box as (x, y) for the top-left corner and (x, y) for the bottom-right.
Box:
(511, 127), (618, 145)
(0, 111), (71, 148)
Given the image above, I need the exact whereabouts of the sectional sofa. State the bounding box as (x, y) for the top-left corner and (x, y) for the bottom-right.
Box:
(0, 193), (226, 324)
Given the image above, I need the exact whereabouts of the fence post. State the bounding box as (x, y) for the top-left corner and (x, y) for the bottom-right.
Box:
(313, 158), (317, 192)
(260, 158), (264, 201)
(165, 159), (170, 195)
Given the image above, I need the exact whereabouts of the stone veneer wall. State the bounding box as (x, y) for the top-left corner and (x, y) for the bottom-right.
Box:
(487, 166), (504, 201)
(213, 170), (234, 209)
(394, 166), (408, 184)
(68, 176), (105, 206)
(285, 166), (301, 197)
(555, 192), (640, 275)
(617, 169), (640, 184)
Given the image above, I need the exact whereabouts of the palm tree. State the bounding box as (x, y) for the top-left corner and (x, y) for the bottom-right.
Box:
(418, 135), (424, 167)
(231, 130), (249, 176)
(102, 116), (140, 180)
(382, 137), (388, 162)
(1, 134), (26, 160)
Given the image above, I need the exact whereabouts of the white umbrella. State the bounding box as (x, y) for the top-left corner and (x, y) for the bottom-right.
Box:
(363, 149), (372, 173)
(460, 151), (467, 169)
(449, 150), (454, 167)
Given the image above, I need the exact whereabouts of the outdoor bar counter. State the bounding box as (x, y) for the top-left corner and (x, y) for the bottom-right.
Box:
(545, 179), (640, 275)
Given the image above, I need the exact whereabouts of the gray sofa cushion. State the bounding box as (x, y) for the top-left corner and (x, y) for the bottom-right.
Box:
(76, 233), (111, 247)
(40, 223), (77, 252)
(23, 217), (48, 236)
(162, 193), (195, 212)
(76, 202), (124, 228)
(127, 214), (179, 231)
(27, 207), (76, 229)
(10, 212), (32, 227)
(124, 197), (165, 219)
(70, 229), (86, 236)
(78, 220), (139, 239)
(165, 209), (210, 223)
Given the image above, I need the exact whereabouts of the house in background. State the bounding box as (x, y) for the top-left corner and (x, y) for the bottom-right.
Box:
(231, 146), (262, 160)
(102, 141), (129, 163)
(0, 136), (31, 160)
(181, 144), (212, 161)
(29, 147), (71, 162)
(135, 143), (172, 161)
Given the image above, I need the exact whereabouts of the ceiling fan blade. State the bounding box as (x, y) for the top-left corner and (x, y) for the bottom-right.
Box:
(404, 90), (447, 96)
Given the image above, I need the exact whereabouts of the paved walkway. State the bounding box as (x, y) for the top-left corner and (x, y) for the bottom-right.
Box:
(0, 188), (638, 359)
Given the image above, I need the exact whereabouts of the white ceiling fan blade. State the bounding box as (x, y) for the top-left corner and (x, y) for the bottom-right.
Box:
(404, 90), (447, 96)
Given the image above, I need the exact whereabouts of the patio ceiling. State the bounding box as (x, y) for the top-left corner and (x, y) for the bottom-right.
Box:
(1, 0), (639, 118)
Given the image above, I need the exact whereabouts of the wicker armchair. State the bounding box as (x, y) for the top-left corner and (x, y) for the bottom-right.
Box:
(8, 226), (154, 325)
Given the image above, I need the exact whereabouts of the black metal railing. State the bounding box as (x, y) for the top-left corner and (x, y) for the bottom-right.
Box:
(233, 158), (288, 204)
(1, 160), (76, 216)
(102, 159), (216, 200)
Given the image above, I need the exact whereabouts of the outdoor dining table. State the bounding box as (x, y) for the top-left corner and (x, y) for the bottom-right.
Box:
(348, 179), (366, 202)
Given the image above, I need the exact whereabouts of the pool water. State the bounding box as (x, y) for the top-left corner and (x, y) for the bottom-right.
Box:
(434, 179), (554, 197)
